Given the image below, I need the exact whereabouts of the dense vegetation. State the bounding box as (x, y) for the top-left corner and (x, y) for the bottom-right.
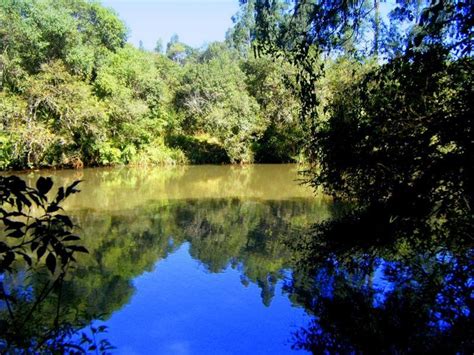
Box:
(244, 0), (472, 234)
(247, 1), (473, 351)
(0, 0), (306, 169)
(0, 176), (115, 352)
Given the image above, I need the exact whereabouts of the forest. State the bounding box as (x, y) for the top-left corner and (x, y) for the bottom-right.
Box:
(0, 0), (306, 169)
(2, 0), (471, 228)
(2, 0), (468, 172)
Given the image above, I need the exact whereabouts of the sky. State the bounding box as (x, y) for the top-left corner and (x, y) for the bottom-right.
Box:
(101, 0), (240, 50)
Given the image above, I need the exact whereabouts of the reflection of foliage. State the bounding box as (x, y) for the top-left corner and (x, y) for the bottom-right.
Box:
(285, 205), (473, 353)
(63, 197), (329, 311)
(61, 209), (178, 318)
(0, 176), (113, 353)
(169, 198), (327, 307)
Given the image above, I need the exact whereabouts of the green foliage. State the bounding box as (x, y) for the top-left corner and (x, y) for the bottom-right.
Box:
(311, 51), (473, 214)
(176, 46), (264, 163)
(242, 56), (303, 162)
(166, 134), (229, 164)
(0, 0), (126, 77)
(0, 0), (313, 170)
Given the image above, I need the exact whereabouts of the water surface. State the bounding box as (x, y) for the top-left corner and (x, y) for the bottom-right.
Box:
(6, 164), (472, 353)
(21, 164), (328, 354)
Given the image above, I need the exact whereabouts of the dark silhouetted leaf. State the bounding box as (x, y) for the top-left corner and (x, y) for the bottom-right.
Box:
(27, 192), (42, 207)
(16, 193), (31, 208)
(36, 177), (53, 196)
(67, 245), (88, 253)
(0, 251), (15, 270)
(46, 252), (56, 273)
(66, 180), (82, 197)
(56, 187), (65, 203)
(31, 241), (39, 251)
(62, 235), (80, 241)
(7, 229), (24, 238)
(9, 177), (26, 191)
(4, 220), (25, 230)
(47, 204), (61, 213)
(56, 214), (73, 228)
(18, 252), (32, 266)
(37, 245), (47, 259)
(0, 242), (10, 253)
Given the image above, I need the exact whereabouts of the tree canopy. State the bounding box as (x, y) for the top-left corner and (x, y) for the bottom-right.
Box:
(0, 0), (306, 169)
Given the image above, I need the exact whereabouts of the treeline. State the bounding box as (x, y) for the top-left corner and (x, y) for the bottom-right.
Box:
(0, 0), (305, 169)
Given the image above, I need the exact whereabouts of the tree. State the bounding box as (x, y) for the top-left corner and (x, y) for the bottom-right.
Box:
(242, 56), (303, 162)
(250, 0), (473, 219)
(0, 0), (187, 170)
(154, 38), (163, 53)
(0, 0), (127, 79)
(175, 45), (264, 163)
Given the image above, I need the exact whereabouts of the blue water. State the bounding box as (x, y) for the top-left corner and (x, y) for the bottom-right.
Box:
(12, 165), (327, 353)
(104, 243), (310, 354)
(4, 165), (471, 353)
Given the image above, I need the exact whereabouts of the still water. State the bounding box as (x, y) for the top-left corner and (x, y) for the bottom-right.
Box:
(19, 164), (330, 354)
(5, 164), (472, 353)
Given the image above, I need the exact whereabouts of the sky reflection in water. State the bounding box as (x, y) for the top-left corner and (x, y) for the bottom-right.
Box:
(107, 243), (309, 355)
(7, 165), (472, 353)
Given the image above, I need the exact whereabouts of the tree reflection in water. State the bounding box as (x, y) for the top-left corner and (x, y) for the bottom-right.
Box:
(71, 197), (473, 352)
(285, 206), (473, 353)
(2, 193), (472, 352)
